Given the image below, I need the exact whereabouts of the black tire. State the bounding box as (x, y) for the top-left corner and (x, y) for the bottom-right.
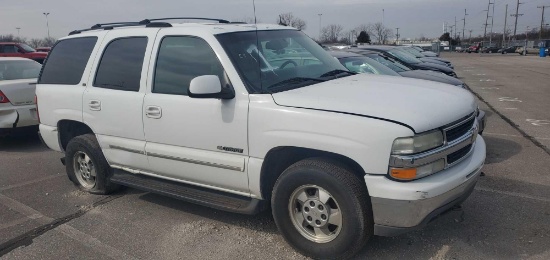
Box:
(65, 134), (120, 194)
(271, 158), (373, 259)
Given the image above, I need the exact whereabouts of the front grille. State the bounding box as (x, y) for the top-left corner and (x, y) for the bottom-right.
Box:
(447, 144), (472, 165)
(445, 117), (475, 142)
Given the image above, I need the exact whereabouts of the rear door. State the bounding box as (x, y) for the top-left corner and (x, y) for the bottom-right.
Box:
(83, 28), (160, 171)
(36, 36), (101, 129)
(142, 29), (250, 195)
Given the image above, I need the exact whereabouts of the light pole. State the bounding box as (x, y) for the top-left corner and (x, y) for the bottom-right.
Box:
(318, 13), (322, 41)
(43, 12), (50, 38)
(16, 27), (21, 38)
(395, 28), (400, 45)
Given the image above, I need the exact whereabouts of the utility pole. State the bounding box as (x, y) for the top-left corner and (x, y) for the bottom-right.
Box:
(455, 16), (457, 39)
(382, 9), (385, 25)
(511, 0), (523, 39)
(396, 28), (400, 44)
(43, 12), (50, 38)
(484, 0), (493, 40)
(489, 0), (495, 46)
(539, 6), (549, 40)
(318, 13), (322, 41)
(503, 4), (509, 47)
(463, 9), (468, 41)
(15, 27), (21, 37)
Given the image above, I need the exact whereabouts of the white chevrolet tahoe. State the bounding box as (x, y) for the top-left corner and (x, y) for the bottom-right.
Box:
(37, 18), (486, 259)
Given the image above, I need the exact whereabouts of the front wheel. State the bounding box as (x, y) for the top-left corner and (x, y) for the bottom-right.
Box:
(272, 158), (373, 259)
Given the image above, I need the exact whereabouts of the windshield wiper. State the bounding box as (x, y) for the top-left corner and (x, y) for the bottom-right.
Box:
(320, 69), (356, 78)
(267, 77), (326, 91)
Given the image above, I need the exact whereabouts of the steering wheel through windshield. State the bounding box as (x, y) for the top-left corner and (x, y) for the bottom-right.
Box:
(279, 60), (298, 69)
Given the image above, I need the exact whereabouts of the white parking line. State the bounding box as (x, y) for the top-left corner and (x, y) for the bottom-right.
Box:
(0, 174), (63, 192)
(483, 132), (550, 140)
(526, 119), (550, 126)
(476, 187), (550, 203)
(57, 224), (138, 260)
(0, 194), (53, 223)
(498, 97), (522, 102)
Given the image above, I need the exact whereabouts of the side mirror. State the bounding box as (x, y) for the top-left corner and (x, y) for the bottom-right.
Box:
(188, 75), (234, 99)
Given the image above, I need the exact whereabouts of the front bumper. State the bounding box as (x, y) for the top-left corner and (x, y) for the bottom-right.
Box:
(366, 137), (486, 236)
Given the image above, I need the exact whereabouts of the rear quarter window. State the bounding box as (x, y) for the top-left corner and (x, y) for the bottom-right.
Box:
(39, 37), (98, 85)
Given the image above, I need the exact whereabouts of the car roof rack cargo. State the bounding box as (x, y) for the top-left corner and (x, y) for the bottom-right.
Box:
(68, 17), (230, 36)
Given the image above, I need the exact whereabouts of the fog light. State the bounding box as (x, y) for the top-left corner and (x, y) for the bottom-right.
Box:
(390, 159), (446, 181)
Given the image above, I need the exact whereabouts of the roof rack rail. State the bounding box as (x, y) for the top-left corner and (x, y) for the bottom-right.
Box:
(68, 17), (229, 36)
(69, 22), (141, 35)
(139, 17), (230, 24)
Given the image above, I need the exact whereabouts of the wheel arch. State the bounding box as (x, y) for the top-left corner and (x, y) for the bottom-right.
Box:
(57, 120), (94, 152)
(259, 146), (367, 200)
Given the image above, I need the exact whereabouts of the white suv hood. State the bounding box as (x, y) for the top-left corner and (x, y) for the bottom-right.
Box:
(271, 74), (476, 133)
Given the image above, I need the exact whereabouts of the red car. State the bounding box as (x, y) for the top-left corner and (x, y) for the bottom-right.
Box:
(467, 42), (482, 53)
(0, 42), (48, 64)
(35, 47), (52, 53)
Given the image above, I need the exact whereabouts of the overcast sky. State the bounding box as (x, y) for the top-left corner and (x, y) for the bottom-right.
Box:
(0, 0), (546, 40)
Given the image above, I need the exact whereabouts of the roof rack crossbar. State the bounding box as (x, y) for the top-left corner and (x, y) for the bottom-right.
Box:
(140, 17), (230, 24)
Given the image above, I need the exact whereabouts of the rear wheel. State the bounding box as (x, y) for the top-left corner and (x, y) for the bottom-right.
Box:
(272, 158), (373, 259)
(65, 134), (120, 194)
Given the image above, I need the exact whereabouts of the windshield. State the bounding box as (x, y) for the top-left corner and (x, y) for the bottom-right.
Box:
(19, 44), (36, 53)
(388, 49), (422, 64)
(216, 30), (348, 93)
(0, 60), (41, 80)
(338, 56), (400, 76)
(400, 47), (425, 58)
(366, 54), (411, 72)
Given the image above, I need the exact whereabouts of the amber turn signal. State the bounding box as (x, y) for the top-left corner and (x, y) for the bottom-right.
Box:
(390, 168), (417, 180)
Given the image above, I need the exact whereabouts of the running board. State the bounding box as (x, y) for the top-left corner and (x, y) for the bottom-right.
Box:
(111, 169), (262, 215)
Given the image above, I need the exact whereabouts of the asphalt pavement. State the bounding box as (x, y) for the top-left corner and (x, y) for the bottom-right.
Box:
(1, 53), (549, 259)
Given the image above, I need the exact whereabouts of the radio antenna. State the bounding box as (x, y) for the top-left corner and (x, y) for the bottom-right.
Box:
(252, 0), (257, 24)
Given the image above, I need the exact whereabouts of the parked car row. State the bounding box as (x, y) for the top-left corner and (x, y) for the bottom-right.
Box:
(0, 42), (49, 63)
(4, 19), (487, 260)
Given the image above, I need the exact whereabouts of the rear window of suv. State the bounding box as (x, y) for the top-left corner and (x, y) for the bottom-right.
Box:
(39, 37), (97, 85)
(94, 37), (147, 92)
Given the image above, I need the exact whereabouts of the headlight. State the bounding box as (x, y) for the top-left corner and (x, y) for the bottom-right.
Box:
(391, 130), (444, 155)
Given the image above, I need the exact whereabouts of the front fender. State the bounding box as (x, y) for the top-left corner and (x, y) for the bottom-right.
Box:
(248, 95), (414, 175)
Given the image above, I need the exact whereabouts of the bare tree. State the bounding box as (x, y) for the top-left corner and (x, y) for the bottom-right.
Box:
(354, 24), (372, 35)
(369, 22), (394, 44)
(28, 38), (43, 48)
(277, 13), (306, 30)
(320, 24), (344, 43)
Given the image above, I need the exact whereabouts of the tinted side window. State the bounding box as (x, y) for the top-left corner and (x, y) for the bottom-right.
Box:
(154, 36), (224, 95)
(2, 45), (17, 53)
(39, 37), (97, 84)
(94, 37), (147, 92)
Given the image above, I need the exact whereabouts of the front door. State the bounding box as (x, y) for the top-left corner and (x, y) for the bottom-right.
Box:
(143, 32), (249, 195)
